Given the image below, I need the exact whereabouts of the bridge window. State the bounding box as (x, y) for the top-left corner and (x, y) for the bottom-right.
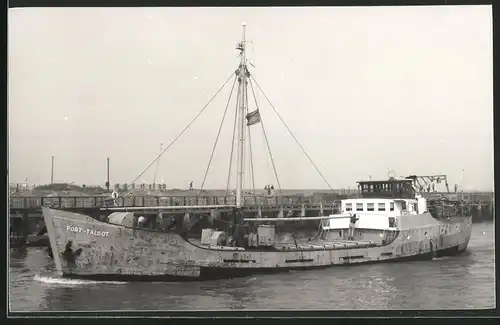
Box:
(390, 202), (395, 211)
(356, 203), (363, 211)
(345, 203), (352, 211)
(367, 203), (374, 211)
(378, 203), (386, 211)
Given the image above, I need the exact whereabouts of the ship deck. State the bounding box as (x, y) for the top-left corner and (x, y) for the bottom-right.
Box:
(190, 239), (378, 252)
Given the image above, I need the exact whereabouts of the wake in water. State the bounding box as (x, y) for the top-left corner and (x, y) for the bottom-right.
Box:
(432, 256), (453, 261)
(34, 274), (127, 286)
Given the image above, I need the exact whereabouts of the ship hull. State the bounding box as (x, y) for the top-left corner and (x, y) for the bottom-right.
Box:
(60, 243), (468, 282)
(60, 249), (451, 282)
(42, 208), (472, 281)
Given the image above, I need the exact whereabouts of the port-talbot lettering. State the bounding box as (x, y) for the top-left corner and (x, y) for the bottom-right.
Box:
(66, 225), (110, 237)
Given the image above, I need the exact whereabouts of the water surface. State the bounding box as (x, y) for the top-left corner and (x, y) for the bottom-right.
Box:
(9, 222), (494, 311)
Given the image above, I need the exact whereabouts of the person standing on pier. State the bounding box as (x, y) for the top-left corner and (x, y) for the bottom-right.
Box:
(189, 181), (193, 191)
(264, 185), (275, 196)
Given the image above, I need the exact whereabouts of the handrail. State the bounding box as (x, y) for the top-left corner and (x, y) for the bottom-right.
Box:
(12, 192), (486, 210)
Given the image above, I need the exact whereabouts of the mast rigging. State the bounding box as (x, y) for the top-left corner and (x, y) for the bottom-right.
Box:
(126, 23), (333, 211)
(152, 142), (163, 187)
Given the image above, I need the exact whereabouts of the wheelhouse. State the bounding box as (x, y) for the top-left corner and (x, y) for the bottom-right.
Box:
(357, 178), (416, 199)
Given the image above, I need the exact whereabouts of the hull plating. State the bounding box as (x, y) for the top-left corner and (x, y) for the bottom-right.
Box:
(42, 208), (472, 281)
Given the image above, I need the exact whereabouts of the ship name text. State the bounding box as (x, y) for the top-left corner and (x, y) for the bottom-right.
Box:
(66, 225), (110, 237)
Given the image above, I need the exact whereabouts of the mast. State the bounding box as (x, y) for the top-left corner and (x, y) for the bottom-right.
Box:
(235, 22), (247, 209)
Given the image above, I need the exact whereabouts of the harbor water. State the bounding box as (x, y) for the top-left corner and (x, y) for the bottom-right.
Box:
(9, 222), (494, 311)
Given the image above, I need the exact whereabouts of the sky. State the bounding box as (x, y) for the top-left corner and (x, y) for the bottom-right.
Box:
(8, 6), (493, 191)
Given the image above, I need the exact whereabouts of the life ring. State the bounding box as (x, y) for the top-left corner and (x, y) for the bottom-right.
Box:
(111, 191), (118, 199)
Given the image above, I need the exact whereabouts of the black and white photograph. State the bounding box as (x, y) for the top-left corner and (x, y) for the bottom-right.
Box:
(8, 5), (494, 313)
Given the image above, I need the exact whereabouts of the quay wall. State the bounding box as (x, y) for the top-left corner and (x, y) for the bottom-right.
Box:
(9, 190), (495, 239)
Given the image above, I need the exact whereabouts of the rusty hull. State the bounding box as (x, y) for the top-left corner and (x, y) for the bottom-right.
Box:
(42, 207), (472, 281)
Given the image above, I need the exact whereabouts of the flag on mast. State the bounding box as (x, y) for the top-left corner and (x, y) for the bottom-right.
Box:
(246, 109), (261, 126)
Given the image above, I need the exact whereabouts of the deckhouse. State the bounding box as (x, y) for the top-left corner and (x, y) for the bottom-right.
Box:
(326, 177), (429, 233)
(343, 176), (427, 216)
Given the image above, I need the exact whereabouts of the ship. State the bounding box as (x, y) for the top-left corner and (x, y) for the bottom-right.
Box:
(41, 23), (472, 281)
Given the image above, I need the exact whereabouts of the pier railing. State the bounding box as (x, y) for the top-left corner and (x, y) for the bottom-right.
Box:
(9, 195), (336, 210)
(9, 191), (493, 211)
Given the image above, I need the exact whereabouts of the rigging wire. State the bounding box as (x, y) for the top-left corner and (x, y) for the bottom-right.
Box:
(250, 75), (335, 196)
(246, 44), (257, 199)
(249, 40), (256, 68)
(225, 85), (241, 198)
(251, 79), (273, 191)
(247, 113), (257, 199)
(240, 94), (246, 195)
(259, 118), (273, 188)
(199, 76), (238, 196)
(127, 72), (236, 188)
(152, 142), (163, 185)
(244, 79), (257, 199)
(260, 119), (283, 199)
(248, 78), (283, 201)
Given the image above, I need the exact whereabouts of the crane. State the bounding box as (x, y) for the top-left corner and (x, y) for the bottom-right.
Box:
(405, 175), (450, 193)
